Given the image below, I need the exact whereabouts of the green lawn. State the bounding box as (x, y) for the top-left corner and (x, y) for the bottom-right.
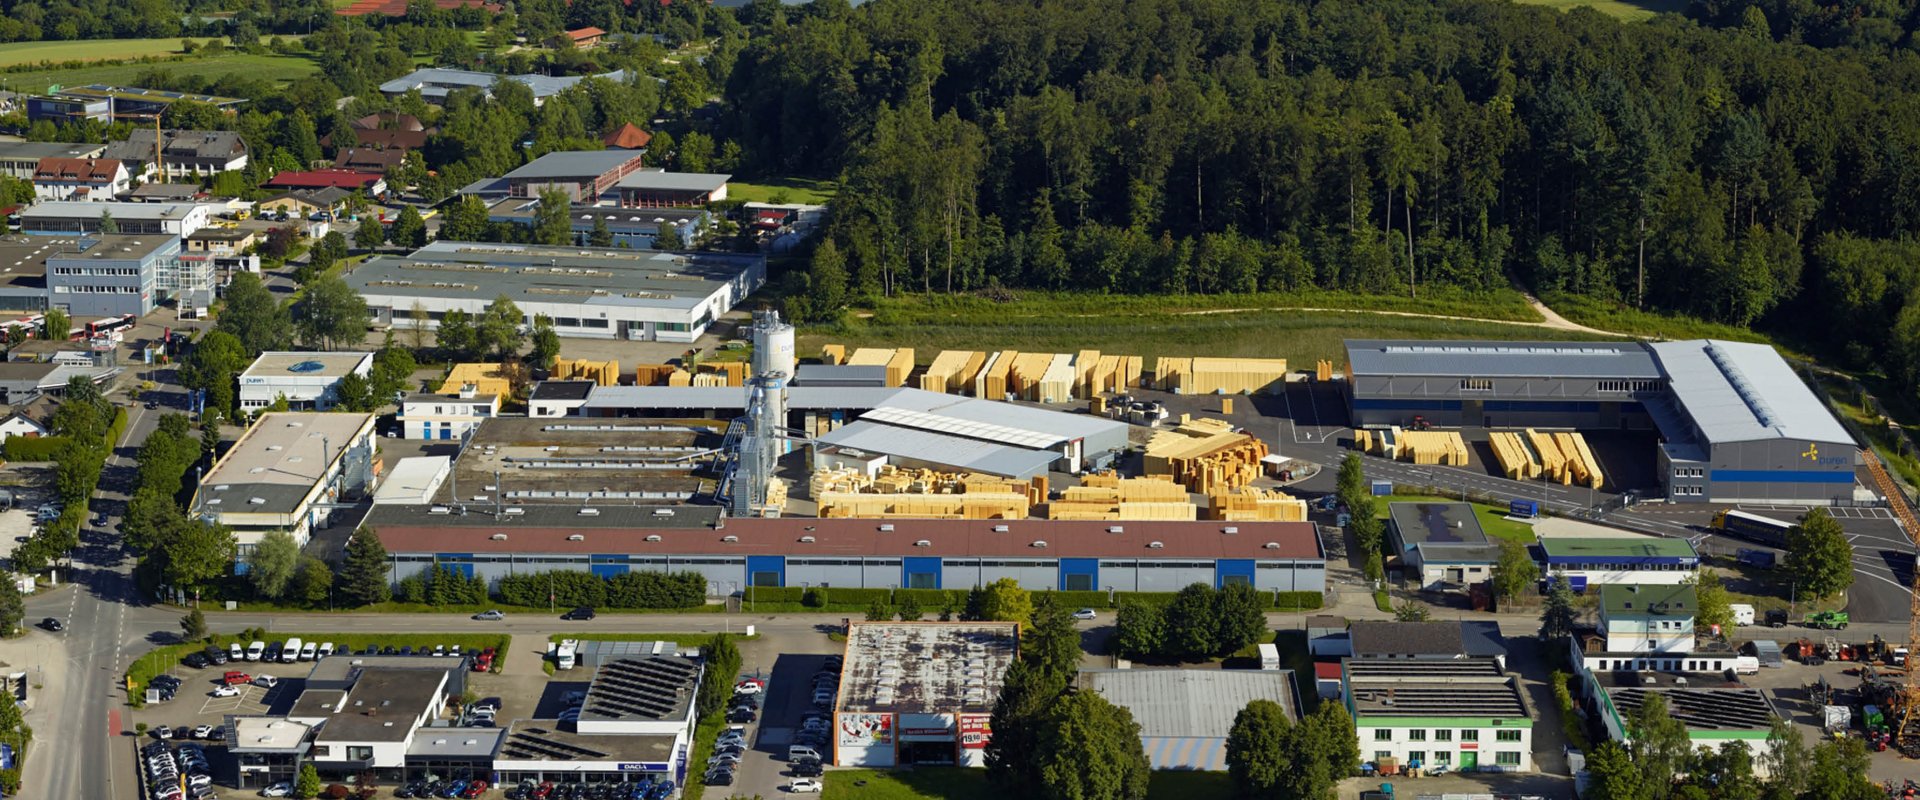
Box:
(0, 37), (229, 66)
(819, 767), (1230, 800)
(127, 631), (511, 705)
(729, 178), (839, 205)
(0, 52), (317, 93)
(804, 307), (1601, 371)
(1537, 292), (1782, 347)
(546, 632), (757, 647)
(1511, 0), (1688, 21)
(1383, 493), (1539, 545)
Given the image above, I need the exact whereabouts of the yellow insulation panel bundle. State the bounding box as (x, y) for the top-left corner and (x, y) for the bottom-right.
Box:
(848, 348), (894, 367)
(822, 344), (846, 365)
(977, 351), (1019, 398)
(691, 372), (729, 387)
(1154, 357), (1191, 392)
(553, 358), (620, 386)
(1007, 352), (1056, 399)
(1488, 431), (1540, 480)
(1038, 354), (1076, 403)
(1355, 429), (1374, 453)
(1556, 432), (1606, 490)
(1398, 430), (1471, 466)
(666, 369), (692, 387)
(697, 362), (746, 386)
(1143, 417), (1270, 493)
(1315, 360), (1335, 381)
(632, 364), (674, 386)
(885, 348), (915, 387)
(1122, 356), (1143, 389)
(920, 351), (984, 393)
(1184, 357), (1289, 395)
(1526, 429), (1573, 485)
(817, 490), (1030, 519)
(1091, 356), (1122, 394)
(1074, 350), (1101, 398)
(1207, 487), (1310, 522)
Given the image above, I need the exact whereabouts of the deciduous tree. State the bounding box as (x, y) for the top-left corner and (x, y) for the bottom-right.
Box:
(979, 577), (1033, 624)
(1112, 600), (1165, 659)
(1490, 539), (1540, 602)
(248, 530), (300, 599)
(293, 274), (371, 351)
(1786, 509), (1853, 600)
(1034, 691), (1150, 800)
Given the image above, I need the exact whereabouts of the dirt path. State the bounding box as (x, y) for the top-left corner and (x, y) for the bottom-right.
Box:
(1515, 289), (1626, 336)
(1169, 296), (1635, 337)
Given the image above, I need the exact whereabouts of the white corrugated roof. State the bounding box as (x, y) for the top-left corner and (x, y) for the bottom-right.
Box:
(1648, 340), (1851, 445)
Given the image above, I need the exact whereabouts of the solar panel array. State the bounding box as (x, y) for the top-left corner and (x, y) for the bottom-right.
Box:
(860, 406), (1063, 449)
(1607, 687), (1774, 730)
(501, 727), (611, 761)
(1344, 659), (1504, 679)
(582, 657), (699, 721)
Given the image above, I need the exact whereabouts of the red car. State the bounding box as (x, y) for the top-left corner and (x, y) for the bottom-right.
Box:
(222, 671), (251, 686)
(471, 647), (496, 672)
(460, 779), (489, 798)
(531, 782), (554, 799)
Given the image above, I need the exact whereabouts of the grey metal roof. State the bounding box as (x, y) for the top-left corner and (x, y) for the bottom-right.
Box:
(1074, 669), (1296, 738)
(379, 68), (632, 100)
(21, 201), (207, 221)
(813, 420), (1059, 479)
(1346, 339), (1661, 379)
(615, 170), (730, 192)
(1647, 340), (1851, 445)
(0, 141), (103, 160)
(1349, 621), (1466, 658)
(878, 388), (1128, 443)
(406, 729), (502, 759)
(1388, 502), (1489, 548)
(795, 364), (888, 386)
(346, 242), (762, 312)
(503, 150), (644, 181)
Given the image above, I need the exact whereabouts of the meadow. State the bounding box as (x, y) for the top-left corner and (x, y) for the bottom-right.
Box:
(1511, 0), (1689, 22)
(0, 52), (317, 93)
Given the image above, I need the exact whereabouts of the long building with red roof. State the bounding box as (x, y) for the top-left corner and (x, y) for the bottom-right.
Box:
(362, 503), (1326, 596)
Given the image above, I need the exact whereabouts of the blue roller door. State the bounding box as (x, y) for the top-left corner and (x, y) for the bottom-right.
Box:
(746, 555), (785, 587)
(592, 555), (627, 579)
(903, 557), (941, 589)
(1058, 558), (1098, 592)
(437, 554), (474, 578)
(1215, 559), (1255, 588)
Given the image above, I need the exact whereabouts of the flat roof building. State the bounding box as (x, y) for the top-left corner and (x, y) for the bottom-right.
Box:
(498, 150), (648, 202)
(54, 84), (244, 117)
(348, 241), (766, 343)
(1583, 670), (1777, 772)
(103, 129), (249, 181)
(193, 412), (378, 562)
(1073, 669), (1298, 771)
(834, 621), (1018, 767)
(238, 351), (375, 412)
(20, 201), (212, 236)
(372, 456), (453, 506)
(1538, 536), (1698, 591)
(1344, 338), (1859, 504)
(45, 234), (180, 318)
(615, 170), (729, 208)
(0, 142), (105, 180)
(378, 67), (630, 106)
(485, 198), (707, 249)
(1385, 501), (1501, 591)
(1599, 584), (1695, 655)
(1343, 658), (1533, 773)
(433, 416), (719, 506)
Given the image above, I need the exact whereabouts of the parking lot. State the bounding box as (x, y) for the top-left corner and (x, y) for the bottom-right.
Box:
(706, 641), (844, 799)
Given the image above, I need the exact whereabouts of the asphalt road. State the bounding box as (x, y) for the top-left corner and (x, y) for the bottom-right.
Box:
(22, 392), (169, 800)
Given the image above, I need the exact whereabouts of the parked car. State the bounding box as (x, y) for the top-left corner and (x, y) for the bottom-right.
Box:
(472, 609), (506, 621)
(790, 761), (824, 778)
(222, 671), (251, 686)
(727, 708), (757, 723)
(704, 770), (734, 787)
(461, 779), (490, 798)
(734, 678), (765, 695)
(245, 641), (265, 661)
(206, 646), (229, 666)
(260, 782), (292, 798)
(183, 652), (209, 669)
(790, 779), (823, 793)
(562, 607), (596, 620)
(254, 674), (278, 689)
(153, 725), (174, 740)
(1072, 608), (1098, 620)
(211, 685), (240, 698)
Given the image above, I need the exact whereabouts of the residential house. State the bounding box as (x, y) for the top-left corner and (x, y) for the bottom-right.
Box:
(334, 148), (408, 173)
(258, 188), (351, 219)
(566, 27), (606, 48)
(103, 130), (249, 182)
(0, 395), (58, 439)
(1599, 584), (1695, 654)
(602, 123), (651, 151)
(0, 142), (106, 181)
(31, 158), (129, 201)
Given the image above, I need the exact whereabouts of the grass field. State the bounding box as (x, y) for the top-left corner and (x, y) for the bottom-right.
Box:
(1512, 0), (1688, 21)
(1538, 292), (1782, 347)
(1384, 493), (1539, 545)
(728, 178), (838, 205)
(0, 51), (316, 93)
(0, 37), (230, 66)
(803, 306), (1603, 368)
(818, 767), (1232, 800)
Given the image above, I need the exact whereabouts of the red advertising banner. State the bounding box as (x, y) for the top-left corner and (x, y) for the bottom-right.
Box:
(959, 714), (992, 749)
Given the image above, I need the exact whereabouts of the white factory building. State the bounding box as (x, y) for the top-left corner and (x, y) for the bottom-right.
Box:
(239, 352), (375, 412)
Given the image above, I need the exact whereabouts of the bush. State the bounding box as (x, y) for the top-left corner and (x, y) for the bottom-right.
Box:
(491, 570), (708, 610)
(823, 587), (893, 605)
(894, 588), (959, 608)
(802, 587), (829, 608)
(0, 436), (68, 461)
(497, 571), (607, 608)
(1033, 590), (1111, 609)
(1272, 591), (1323, 610)
(604, 571), (705, 609)
(742, 586), (805, 604)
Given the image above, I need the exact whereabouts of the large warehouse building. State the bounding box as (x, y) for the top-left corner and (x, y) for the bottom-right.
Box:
(833, 622), (1019, 768)
(347, 241), (765, 343)
(360, 509), (1326, 596)
(1345, 339), (1857, 504)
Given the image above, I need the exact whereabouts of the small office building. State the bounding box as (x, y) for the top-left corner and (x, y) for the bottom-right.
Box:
(238, 351), (375, 412)
(0, 142), (105, 180)
(494, 649), (701, 785)
(193, 412), (378, 562)
(1537, 536), (1698, 590)
(1073, 669), (1298, 771)
(45, 234), (179, 318)
(348, 241), (766, 343)
(1344, 658), (1533, 773)
(20, 201), (211, 236)
(833, 622), (1019, 768)
(397, 389), (500, 440)
(1386, 502), (1502, 591)
(1598, 584), (1695, 655)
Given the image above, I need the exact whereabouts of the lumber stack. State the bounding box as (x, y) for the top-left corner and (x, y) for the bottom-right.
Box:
(822, 344), (846, 365)
(1207, 486), (1310, 522)
(976, 351), (1019, 398)
(1556, 431), (1606, 490)
(1399, 430), (1471, 466)
(1489, 431), (1540, 480)
(553, 358), (619, 386)
(1185, 357), (1289, 394)
(1143, 417), (1270, 493)
(632, 364), (674, 386)
(817, 490), (1030, 519)
(1074, 350), (1101, 399)
(1075, 473), (1191, 501)
(920, 351), (985, 393)
(1526, 428), (1574, 485)
(809, 465), (1047, 506)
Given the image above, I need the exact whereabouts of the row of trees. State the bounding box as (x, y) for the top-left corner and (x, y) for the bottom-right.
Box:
(494, 569), (707, 610)
(122, 413), (234, 598)
(987, 597), (1151, 800)
(1111, 582), (1268, 661)
(1225, 700), (1360, 800)
(745, 0), (1920, 401)
(240, 525), (392, 609)
(12, 377), (118, 573)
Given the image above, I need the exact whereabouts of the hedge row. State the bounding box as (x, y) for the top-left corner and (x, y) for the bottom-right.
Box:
(497, 570), (706, 609)
(1, 435), (68, 461)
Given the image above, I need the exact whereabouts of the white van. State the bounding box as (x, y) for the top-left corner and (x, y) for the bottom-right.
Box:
(317, 642), (335, 659)
(1733, 656), (1760, 675)
(245, 641), (266, 661)
(787, 746), (821, 763)
(299, 641), (318, 661)
(282, 638), (303, 664)
(1729, 603), (1756, 627)
(230, 642), (246, 662)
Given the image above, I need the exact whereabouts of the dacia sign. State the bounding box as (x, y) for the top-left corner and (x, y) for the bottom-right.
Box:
(617, 763), (669, 772)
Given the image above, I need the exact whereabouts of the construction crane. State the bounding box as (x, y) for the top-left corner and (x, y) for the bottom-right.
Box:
(1862, 449), (1920, 754)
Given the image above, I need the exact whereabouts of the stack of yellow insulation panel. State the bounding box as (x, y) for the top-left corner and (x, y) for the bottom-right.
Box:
(1008, 352), (1055, 399)
(439, 363), (513, 397)
(696, 362), (746, 386)
(666, 369), (693, 387)
(885, 348), (914, 387)
(1184, 358), (1289, 394)
(1124, 356), (1143, 388)
(1038, 354), (1076, 403)
(1074, 350), (1101, 398)
(817, 490), (1030, 519)
(977, 351), (1018, 398)
(847, 348), (894, 369)
(1526, 429), (1573, 485)
(632, 364), (673, 386)
(809, 467), (866, 497)
(1143, 417), (1270, 493)
(822, 344), (846, 365)
(1315, 360), (1335, 381)
(692, 372), (727, 387)
(1079, 473), (1190, 501)
(1399, 430), (1471, 466)
(1050, 475), (1195, 519)
(1355, 429), (1374, 453)
(920, 351), (985, 393)
(1154, 357), (1190, 392)
(1554, 432), (1605, 489)
(1207, 487), (1310, 522)
(1089, 355), (1123, 394)
(1487, 431), (1538, 479)
(553, 358), (620, 386)
(763, 478), (788, 514)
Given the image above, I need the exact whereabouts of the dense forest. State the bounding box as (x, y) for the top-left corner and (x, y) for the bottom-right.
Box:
(715, 0), (1920, 399)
